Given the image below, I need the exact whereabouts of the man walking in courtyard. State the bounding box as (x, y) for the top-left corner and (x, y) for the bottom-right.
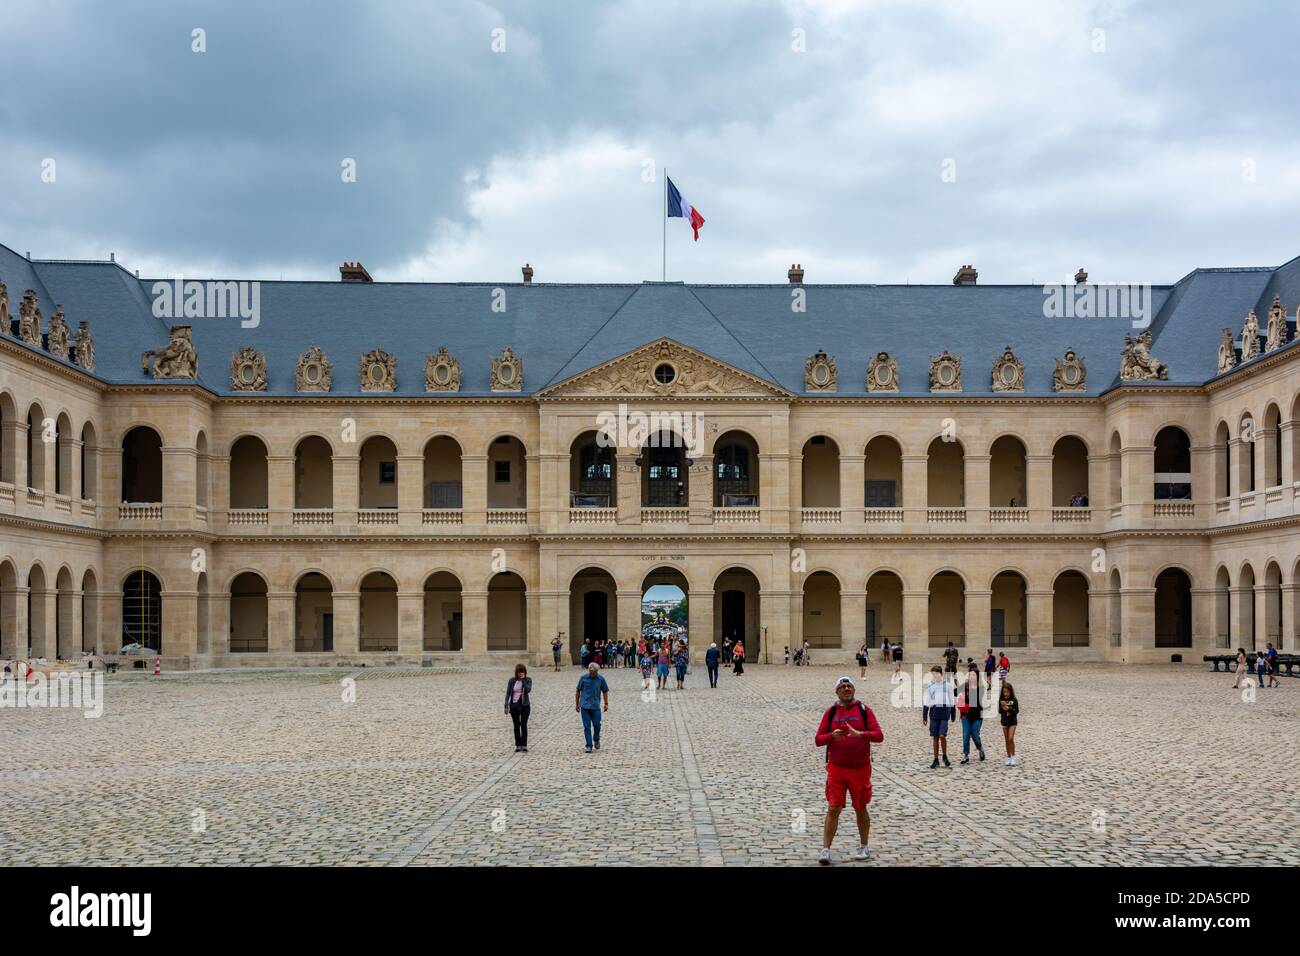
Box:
(923, 665), (956, 768)
(706, 642), (721, 688)
(815, 676), (884, 864)
(575, 662), (610, 753)
(551, 635), (564, 671)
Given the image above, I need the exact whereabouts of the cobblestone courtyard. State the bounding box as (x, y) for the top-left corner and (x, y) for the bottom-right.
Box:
(2, 661), (1296, 866)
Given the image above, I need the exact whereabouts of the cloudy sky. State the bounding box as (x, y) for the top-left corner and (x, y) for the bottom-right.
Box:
(3, 0), (1298, 285)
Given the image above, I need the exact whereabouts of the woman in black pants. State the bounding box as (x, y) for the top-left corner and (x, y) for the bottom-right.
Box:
(504, 663), (533, 753)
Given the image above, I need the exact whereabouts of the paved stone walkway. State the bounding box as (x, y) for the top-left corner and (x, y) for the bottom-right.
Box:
(1, 662), (1295, 866)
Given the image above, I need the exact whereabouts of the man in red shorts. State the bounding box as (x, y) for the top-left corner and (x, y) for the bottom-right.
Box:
(815, 675), (884, 864)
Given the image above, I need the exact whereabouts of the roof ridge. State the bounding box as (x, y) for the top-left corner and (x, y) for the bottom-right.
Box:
(684, 285), (783, 386)
(540, 285), (642, 389)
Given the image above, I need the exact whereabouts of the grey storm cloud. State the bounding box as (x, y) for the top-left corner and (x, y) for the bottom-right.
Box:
(1, 0), (1298, 284)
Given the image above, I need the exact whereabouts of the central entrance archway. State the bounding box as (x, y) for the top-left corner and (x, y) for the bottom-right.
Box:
(642, 567), (688, 657)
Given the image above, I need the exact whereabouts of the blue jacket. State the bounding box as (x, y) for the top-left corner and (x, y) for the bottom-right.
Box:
(705, 647), (720, 666)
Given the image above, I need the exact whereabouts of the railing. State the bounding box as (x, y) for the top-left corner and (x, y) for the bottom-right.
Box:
(228, 508), (269, 526)
(119, 502), (162, 521)
(801, 507), (841, 523)
(53, 494), (72, 514)
(1109, 504), (1122, 518)
(1052, 632), (1090, 648)
(927, 507), (966, 523)
(1111, 631), (1122, 647)
(641, 507), (689, 523)
(293, 508), (334, 526)
(927, 634), (966, 648)
(0, 482), (14, 505)
(1154, 501), (1194, 517)
(989, 507), (1029, 523)
(995, 635), (1029, 648)
(358, 508), (399, 525)
(569, 507), (616, 524)
(863, 508), (904, 522)
(1051, 507), (1090, 523)
(26, 488), (45, 506)
(1214, 498), (1231, 514)
(195, 505), (208, 523)
(864, 633), (904, 649)
(422, 508), (464, 525)
(713, 507), (760, 524)
(486, 508), (527, 525)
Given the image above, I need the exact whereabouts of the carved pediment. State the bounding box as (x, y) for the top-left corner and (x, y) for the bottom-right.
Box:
(538, 339), (790, 399)
(929, 350), (962, 392)
(73, 321), (95, 371)
(490, 346), (523, 392)
(1053, 348), (1086, 392)
(1216, 328), (1237, 374)
(866, 352), (898, 392)
(1265, 295), (1289, 352)
(47, 306), (70, 360)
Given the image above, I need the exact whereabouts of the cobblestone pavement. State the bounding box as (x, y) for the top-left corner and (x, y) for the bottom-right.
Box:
(1, 661), (1295, 866)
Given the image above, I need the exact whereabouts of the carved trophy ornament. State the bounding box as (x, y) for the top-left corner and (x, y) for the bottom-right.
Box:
(866, 351), (899, 392)
(1119, 330), (1167, 381)
(804, 350), (837, 391)
(74, 321), (95, 371)
(360, 349), (396, 392)
(1216, 328), (1237, 374)
(1053, 348), (1087, 392)
(230, 347), (268, 391)
(490, 346), (524, 392)
(1265, 295), (1288, 352)
(18, 289), (42, 348)
(46, 306), (70, 360)
(141, 325), (198, 378)
(295, 345), (332, 392)
(1239, 310), (1261, 362)
(929, 350), (962, 392)
(991, 345), (1024, 392)
(425, 346), (461, 392)
(0, 281), (9, 333)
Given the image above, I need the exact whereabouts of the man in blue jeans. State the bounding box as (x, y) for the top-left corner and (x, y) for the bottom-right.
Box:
(575, 662), (610, 753)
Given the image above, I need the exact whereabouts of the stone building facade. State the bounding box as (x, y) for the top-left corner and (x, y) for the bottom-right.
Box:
(2, 247), (1299, 668)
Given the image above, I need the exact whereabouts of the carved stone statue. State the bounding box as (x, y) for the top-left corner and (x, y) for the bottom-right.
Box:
(1265, 294), (1288, 352)
(18, 289), (42, 348)
(1053, 348), (1087, 392)
(0, 281), (9, 333)
(46, 306), (70, 360)
(295, 345), (332, 392)
(1216, 328), (1237, 374)
(490, 346), (523, 392)
(929, 350), (962, 392)
(230, 346), (268, 391)
(425, 346), (461, 392)
(73, 321), (95, 371)
(991, 345), (1024, 392)
(804, 350), (836, 391)
(1240, 309), (1261, 362)
(1119, 330), (1167, 381)
(866, 351), (898, 392)
(141, 325), (198, 378)
(360, 349), (396, 392)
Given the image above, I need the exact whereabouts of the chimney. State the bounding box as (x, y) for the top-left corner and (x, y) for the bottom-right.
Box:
(952, 264), (978, 286)
(339, 261), (373, 283)
(1074, 267), (1088, 284)
(788, 263), (804, 284)
(521, 263), (534, 284)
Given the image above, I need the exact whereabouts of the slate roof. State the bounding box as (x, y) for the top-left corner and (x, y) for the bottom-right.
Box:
(3, 240), (1299, 397)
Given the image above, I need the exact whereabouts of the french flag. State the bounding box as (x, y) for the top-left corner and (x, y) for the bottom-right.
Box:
(666, 176), (705, 240)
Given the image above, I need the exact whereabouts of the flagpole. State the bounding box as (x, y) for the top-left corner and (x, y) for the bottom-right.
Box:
(662, 167), (667, 281)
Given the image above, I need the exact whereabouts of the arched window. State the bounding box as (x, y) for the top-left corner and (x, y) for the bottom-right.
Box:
(1152, 427), (1191, 501)
(122, 570), (163, 652)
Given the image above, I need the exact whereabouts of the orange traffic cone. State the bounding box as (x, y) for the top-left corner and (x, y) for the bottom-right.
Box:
(153, 657), (161, 676)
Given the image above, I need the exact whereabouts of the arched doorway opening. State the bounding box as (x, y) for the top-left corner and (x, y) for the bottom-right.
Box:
(802, 571), (841, 649)
(989, 436), (1027, 507)
(229, 436), (269, 510)
(715, 567), (761, 660)
(295, 573), (333, 652)
(928, 571), (965, 648)
(423, 572), (463, 651)
(569, 567), (617, 663)
(864, 571), (903, 649)
(1052, 436), (1089, 507)
(487, 571), (527, 651)
(569, 432), (614, 508)
(229, 572), (269, 653)
(294, 436), (334, 509)
(1153, 426), (1191, 501)
(1154, 568), (1193, 648)
(927, 437), (965, 508)
(359, 571), (399, 652)
(714, 431), (759, 507)
(121, 427), (163, 503)
(122, 569), (162, 653)
(1052, 570), (1089, 647)
(1214, 566), (1231, 649)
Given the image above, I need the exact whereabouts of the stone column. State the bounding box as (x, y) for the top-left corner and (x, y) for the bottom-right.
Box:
(397, 454), (422, 528)
(162, 588), (197, 659)
(1026, 588), (1053, 653)
(1281, 585), (1298, 652)
(38, 425), (57, 500)
(162, 445), (196, 525)
(461, 589), (488, 655)
(759, 452), (790, 533)
(1121, 585), (1155, 662)
(841, 454), (865, 528)
(535, 588), (565, 665)
(616, 589), (642, 645)
(1124, 446), (1154, 524)
(1087, 584), (1108, 652)
(964, 453), (990, 524)
(462, 455), (488, 527)
(1280, 420), (1296, 490)
(688, 455), (713, 525)
(902, 589), (929, 657)
(2, 417), (26, 491)
(1190, 442), (1214, 518)
(1192, 586), (1215, 654)
(267, 454), (295, 525)
(333, 452), (360, 526)
(397, 590), (423, 656)
(332, 591), (360, 657)
(964, 588), (991, 653)
(525, 453), (541, 527)
(1026, 454), (1052, 524)
(2, 584), (29, 658)
(64, 436), (82, 500)
(902, 455), (928, 525)
(688, 589), (714, 663)
(62, 590), (83, 659)
(83, 590), (103, 655)
(840, 588), (865, 655)
(1254, 584), (1270, 651)
(268, 591), (295, 656)
(787, 453), (803, 526)
(615, 459), (640, 525)
(759, 589), (791, 666)
(31, 585), (57, 659)
(538, 452), (567, 533)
